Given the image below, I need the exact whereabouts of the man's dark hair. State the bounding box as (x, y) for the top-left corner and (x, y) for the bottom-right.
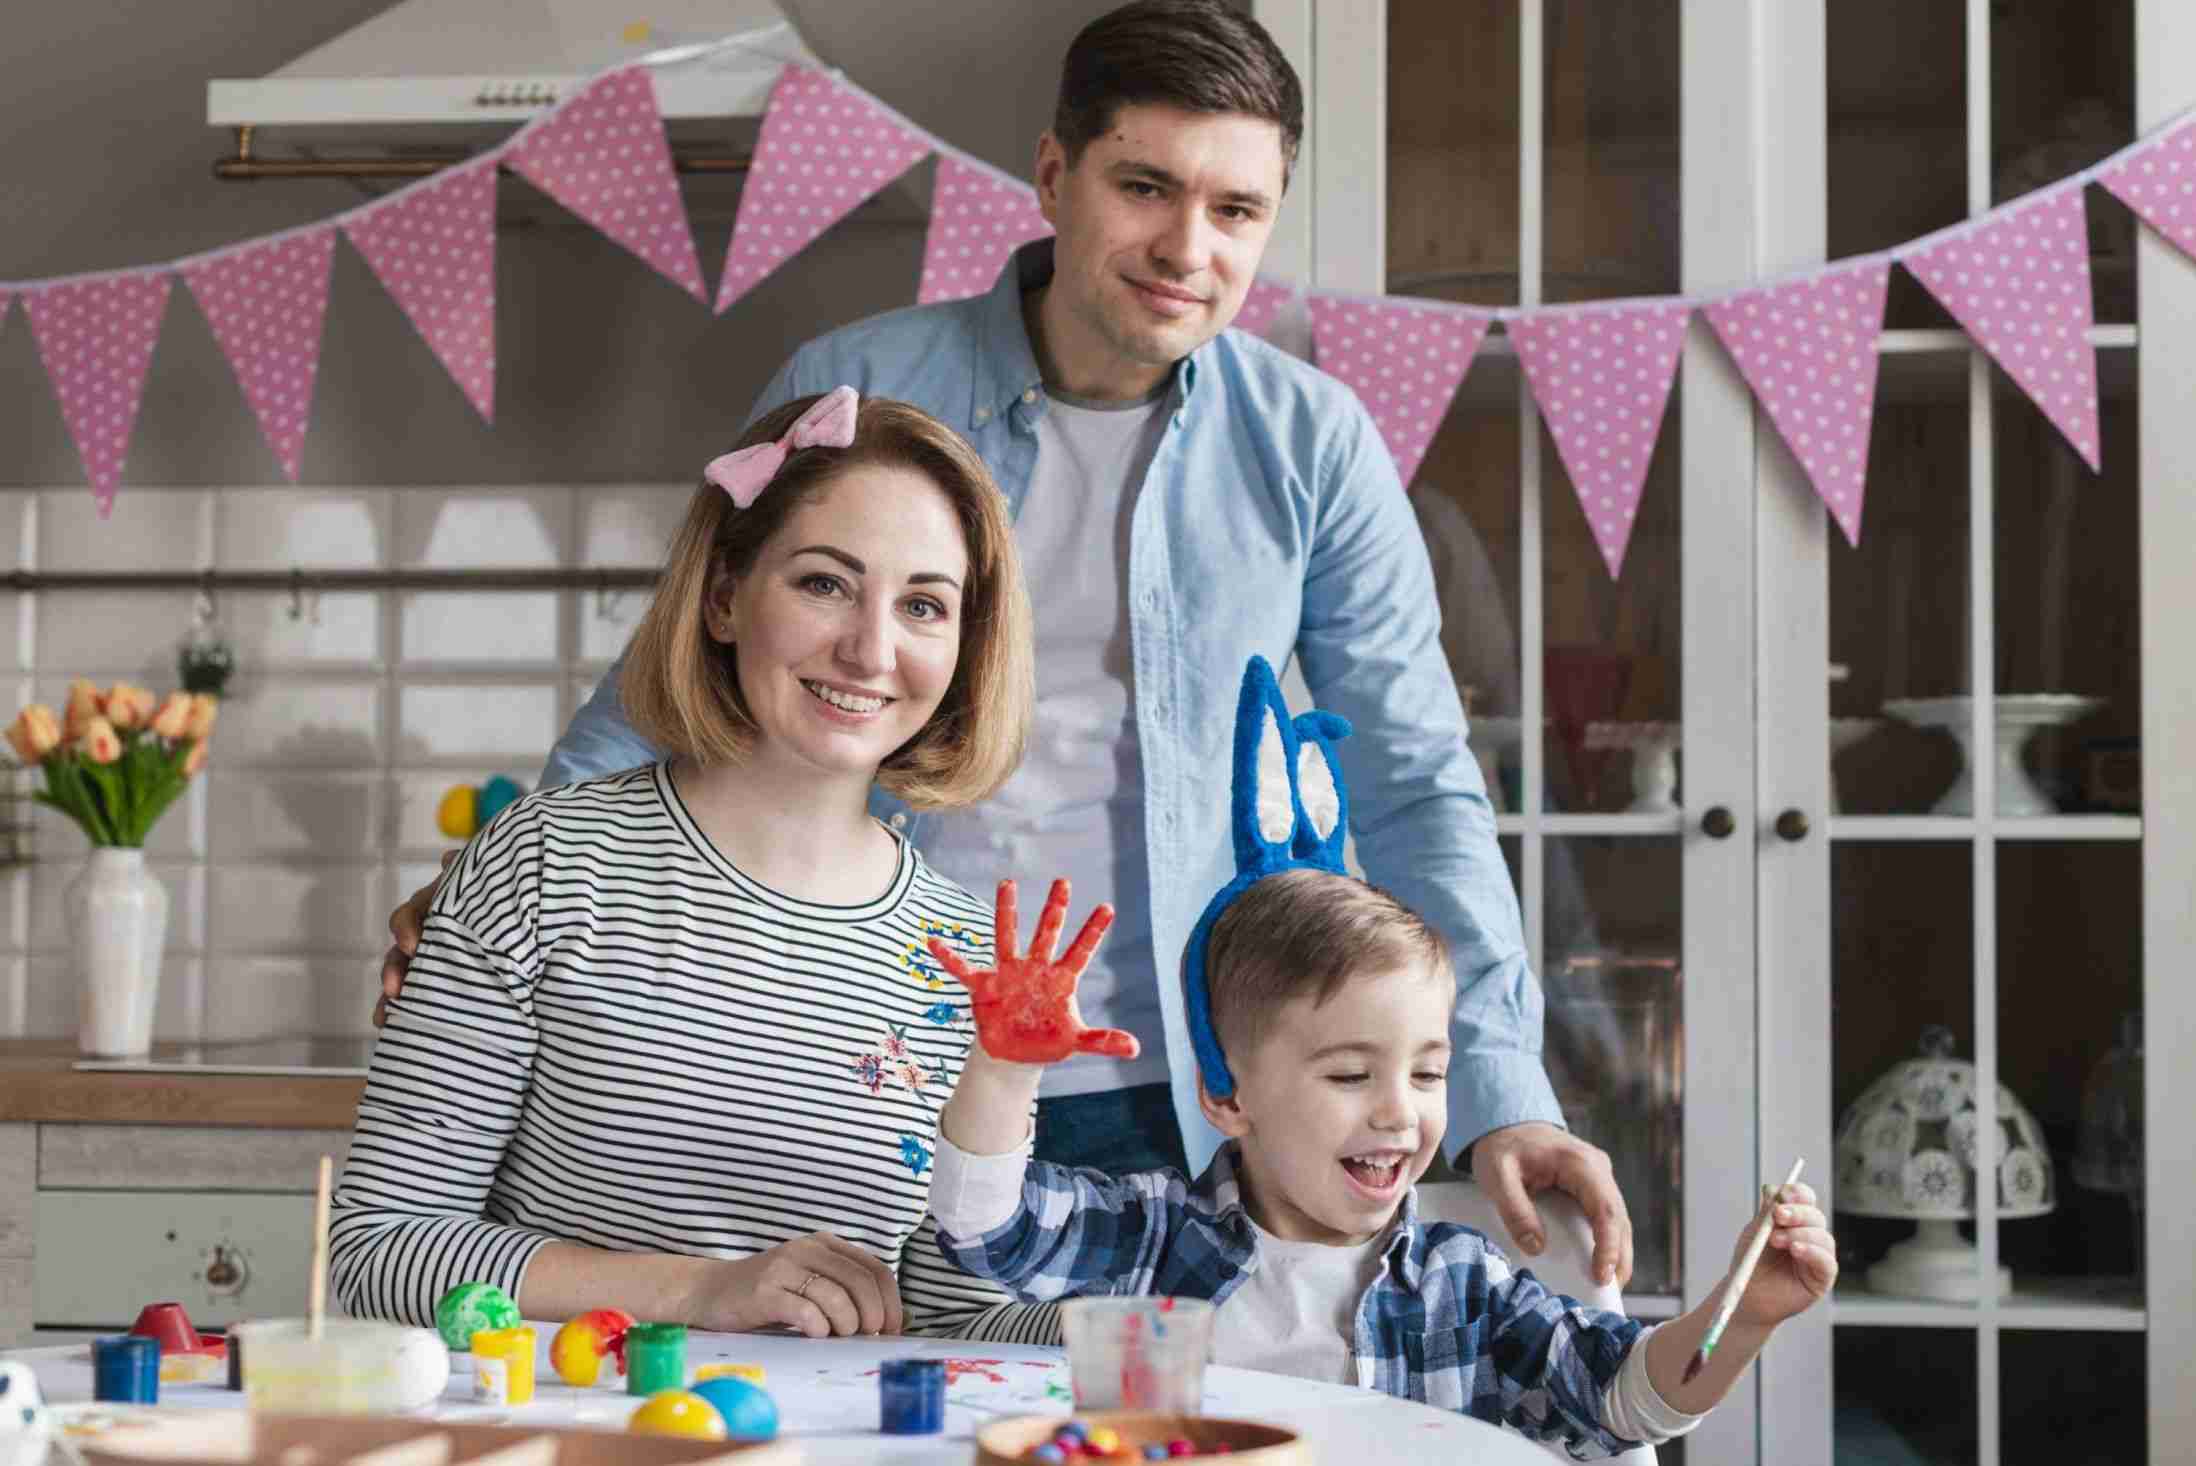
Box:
(1054, 0), (1304, 181)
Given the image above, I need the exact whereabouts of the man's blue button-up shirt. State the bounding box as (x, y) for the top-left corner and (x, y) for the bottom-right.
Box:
(543, 241), (1562, 1170)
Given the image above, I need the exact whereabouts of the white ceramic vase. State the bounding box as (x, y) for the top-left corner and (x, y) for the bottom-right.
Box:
(65, 847), (167, 1057)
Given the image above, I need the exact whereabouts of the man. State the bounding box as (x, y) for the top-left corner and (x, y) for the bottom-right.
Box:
(381, 0), (1634, 1286)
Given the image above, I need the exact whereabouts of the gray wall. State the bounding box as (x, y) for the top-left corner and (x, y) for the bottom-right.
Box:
(0, 2), (1128, 490)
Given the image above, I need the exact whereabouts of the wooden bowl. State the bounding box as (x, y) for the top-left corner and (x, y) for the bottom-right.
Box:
(975, 1409), (1307, 1464)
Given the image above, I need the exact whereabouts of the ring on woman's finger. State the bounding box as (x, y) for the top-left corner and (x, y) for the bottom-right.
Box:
(794, 1271), (819, 1301)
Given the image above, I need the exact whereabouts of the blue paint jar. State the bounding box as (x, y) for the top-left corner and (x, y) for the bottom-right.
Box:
(877, 1357), (944, 1435)
(93, 1335), (159, 1404)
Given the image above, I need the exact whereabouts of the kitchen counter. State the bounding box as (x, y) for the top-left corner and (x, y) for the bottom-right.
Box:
(0, 1041), (365, 1130)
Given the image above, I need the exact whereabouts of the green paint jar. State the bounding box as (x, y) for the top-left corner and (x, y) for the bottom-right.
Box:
(625, 1322), (687, 1396)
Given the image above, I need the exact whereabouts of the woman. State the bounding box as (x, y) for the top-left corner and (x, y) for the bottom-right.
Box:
(329, 389), (1046, 1340)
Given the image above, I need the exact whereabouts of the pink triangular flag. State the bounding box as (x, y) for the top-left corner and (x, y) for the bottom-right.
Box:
(25, 272), (172, 517)
(715, 66), (933, 313)
(344, 158), (499, 421)
(2098, 118), (2196, 261)
(1902, 188), (2100, 470)
(1306, 295), (1491, 487)
(919, 156), (1052, 304)
(1230, 277), (1297, 341)
(1509, 301), (1690, 578)
(1705, 259), (1890, 546)
(508, 66), (704, 303)
(180, 228), (337, 483)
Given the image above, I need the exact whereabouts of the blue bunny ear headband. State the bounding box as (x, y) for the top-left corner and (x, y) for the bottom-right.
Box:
(1182, 654), (1354, 1099)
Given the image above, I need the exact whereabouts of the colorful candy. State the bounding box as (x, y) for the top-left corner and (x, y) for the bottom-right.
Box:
(470, 1326), (536, 1406)
(1087, 1426), (1122, 1454)
(550, 1308), (636, 1387)
(433, 1282), (520, 1352)
(690, 1376), (779, 1441)
(628, 1389), (726, 1440)
(624, 1322), (688, 1396)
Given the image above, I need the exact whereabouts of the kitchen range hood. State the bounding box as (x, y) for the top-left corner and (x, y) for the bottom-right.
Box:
(207, 0), (819, 134)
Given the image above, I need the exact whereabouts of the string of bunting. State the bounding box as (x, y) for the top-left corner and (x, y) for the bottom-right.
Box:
(4, 42), (2194, 576)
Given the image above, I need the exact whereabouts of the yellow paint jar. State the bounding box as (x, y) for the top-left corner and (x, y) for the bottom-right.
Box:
(470, 1325), (536, 1406)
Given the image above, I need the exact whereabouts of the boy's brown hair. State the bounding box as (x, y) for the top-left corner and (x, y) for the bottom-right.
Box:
(1054, 0), (1305, 182)
(621, 395), (1034, 811)
(1202, 868), (1453, 1065)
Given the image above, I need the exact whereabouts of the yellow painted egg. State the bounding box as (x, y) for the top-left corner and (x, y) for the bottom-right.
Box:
(436, 785), (479, 840)
(628, 1390), (727, 1441)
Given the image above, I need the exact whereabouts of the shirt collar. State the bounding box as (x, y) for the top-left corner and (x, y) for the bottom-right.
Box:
(971, 238), (1206, 423)
(1192, 1141), (1427, 1288)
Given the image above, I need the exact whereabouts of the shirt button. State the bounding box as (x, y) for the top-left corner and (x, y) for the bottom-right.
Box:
(1021, 388), (1039, 405)
(974, 407), (992, 424)
(1142, 588), (1161, 611)
(890, 813), (908, 829)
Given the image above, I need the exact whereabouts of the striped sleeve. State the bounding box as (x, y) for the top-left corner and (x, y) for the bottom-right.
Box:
(897, 1211), (1062, 1346)
(328, 813), (557, 1325)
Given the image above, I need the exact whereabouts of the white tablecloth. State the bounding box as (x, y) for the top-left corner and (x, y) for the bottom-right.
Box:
(8, 1327), (1551, 1465)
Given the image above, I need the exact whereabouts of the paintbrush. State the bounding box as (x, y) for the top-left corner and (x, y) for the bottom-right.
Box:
(1683, 1157), (1805, 1386)
(308, 1155), (333, 1341)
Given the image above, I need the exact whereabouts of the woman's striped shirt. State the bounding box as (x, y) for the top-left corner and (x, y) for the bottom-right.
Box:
(329, 762), (1054, 1343)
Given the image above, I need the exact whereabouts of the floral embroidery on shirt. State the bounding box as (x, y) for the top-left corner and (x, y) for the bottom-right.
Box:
(922, 1000), (961, 1027)
(899, 1134), (934, 1178)
(903, 917), (975, 989)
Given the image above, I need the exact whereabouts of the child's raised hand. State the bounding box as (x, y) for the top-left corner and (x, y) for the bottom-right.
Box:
(1727, 1182), (1837, 1327)
(928, 878), (1138, 1065)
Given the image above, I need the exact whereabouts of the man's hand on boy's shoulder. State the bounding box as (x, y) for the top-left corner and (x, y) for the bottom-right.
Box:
(1468, 1122), (1633, 1288)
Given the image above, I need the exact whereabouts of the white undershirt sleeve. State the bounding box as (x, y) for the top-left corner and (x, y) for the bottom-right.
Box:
(1599, 1324), (1712, 1446)
(929, 1127), (1036, 1239)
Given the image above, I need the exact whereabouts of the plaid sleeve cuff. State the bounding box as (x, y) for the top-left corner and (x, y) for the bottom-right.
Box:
(931, 1127), (1035, 1240)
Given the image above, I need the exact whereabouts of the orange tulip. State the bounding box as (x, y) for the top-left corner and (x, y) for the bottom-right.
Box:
(79, 717), (122, 765)
(182, 738), (210, 778)
(5, 705), (59, 763)
(184, 693), (219, 741)
(105, 683), (156, 732)
(149, 691), (193, 740)
(63, 679), (104, 739)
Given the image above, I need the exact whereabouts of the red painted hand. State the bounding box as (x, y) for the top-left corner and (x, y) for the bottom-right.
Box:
(927, 878), (1139, 1064)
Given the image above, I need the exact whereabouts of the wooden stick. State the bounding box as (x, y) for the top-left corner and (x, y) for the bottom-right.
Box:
(1683, 1157), (1804, 1385)
(309, 1154), (334, 1341)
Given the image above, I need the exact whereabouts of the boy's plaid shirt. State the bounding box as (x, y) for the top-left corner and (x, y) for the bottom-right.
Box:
(937, 1141), (1649, 1460)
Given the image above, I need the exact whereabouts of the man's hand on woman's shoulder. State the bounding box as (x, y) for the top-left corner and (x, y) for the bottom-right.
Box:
(374, 849), (458, 1028)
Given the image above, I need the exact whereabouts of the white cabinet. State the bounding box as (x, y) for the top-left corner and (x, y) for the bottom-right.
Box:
(1259, 1), (2192, 1461)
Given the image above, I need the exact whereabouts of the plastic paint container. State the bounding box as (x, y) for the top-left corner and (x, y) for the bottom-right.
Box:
(625, 1322), (688, 1396)
(92, 1335), (159, 1404)
(1058, 1298), (1216, 1413)
(470, 1325), (536, 1406)
(231, 1319), (450, 1414)
(878, 1357), (945, 1435)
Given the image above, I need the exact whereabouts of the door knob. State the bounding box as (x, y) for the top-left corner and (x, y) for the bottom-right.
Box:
(1700, 806), (1735, 839)
(1775, 808), (1811, 842)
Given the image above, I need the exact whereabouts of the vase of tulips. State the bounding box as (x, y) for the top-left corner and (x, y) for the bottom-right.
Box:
(6, 680), (216, 1056)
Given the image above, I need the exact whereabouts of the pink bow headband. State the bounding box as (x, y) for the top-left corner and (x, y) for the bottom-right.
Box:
(703, 385), (860, 509)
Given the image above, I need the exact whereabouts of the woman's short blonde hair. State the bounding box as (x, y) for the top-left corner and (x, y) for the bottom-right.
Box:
(621, 395), (1033, 811)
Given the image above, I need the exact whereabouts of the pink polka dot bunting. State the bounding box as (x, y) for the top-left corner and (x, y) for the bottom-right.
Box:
(179, 228), (337, 483)
(716, 66), (932, 314)
(2099, 119), (2196, 263)
(918, 157), (1052, 304)
(24, 272), (172, 518)
(1704, 259), (1890, 547)
(1230, 277), (1296, 342)
(1305, 296), (1491, 488)
(343, 158), (499, 422)
(1508, 301), (1690, 579)
(509, 66), (704, 303)
(1901, 188), (2100, 470)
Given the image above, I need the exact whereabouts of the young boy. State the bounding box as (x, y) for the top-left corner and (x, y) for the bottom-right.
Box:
(928, 660), (1836, 1458)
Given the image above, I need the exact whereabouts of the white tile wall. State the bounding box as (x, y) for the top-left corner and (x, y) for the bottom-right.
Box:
(0, 484), (680, 1042)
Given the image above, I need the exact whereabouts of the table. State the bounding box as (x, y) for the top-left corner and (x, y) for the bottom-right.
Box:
(8, 1328), (1552, 1465)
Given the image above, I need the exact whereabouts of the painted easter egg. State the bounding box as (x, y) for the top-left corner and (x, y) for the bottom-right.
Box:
(433, 1282), (519, 1352)
(550, 1308), (636, 1388)
(628, 1390), (727, 1441)
(690, 1376), (778, 1442)
(436, 785), (479, 840)
(478, 775), (524, 823)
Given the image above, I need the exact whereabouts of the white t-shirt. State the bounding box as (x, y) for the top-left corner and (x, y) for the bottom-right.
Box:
(918, 385), (1172, 1097)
